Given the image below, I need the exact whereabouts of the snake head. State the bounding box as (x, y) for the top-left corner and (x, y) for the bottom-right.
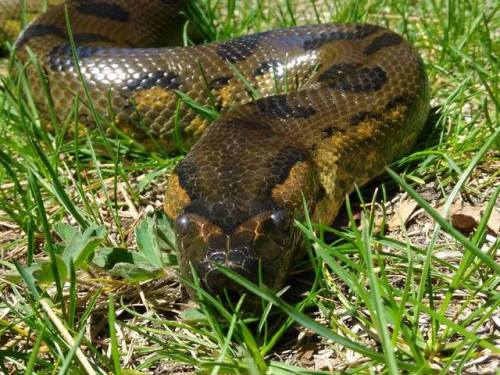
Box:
(173, 205), (301, 297)
(164, 115), (319, 299)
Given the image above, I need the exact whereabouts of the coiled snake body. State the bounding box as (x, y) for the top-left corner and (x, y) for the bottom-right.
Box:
(3, 0), (430, 294)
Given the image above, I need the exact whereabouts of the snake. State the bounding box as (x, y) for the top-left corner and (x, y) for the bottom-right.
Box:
(2, 0), (430, 295)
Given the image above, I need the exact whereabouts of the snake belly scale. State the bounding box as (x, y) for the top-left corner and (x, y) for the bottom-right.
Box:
(5, 0), (430, 294)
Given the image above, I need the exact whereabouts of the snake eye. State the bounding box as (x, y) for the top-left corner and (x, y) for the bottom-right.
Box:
(270, 208), (292, 232)
(175, 214), (193, 236)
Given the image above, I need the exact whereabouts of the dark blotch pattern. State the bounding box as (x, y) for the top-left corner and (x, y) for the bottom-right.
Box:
(270, 146), (307, 184)
(386, 95), (409, 109)
(363, 32), (402, 55)
(256, 95), (316, 119)
(125, 70), (182, 91)
(254, 59), (283, 77)
(76, 2), (129, 22)
(16, 24), (64, 48)
(350, 111), (379, 125)
(326, 66), (388, 92)
(208, 76), (231, 90)
(176, 157), (199, 200)
(311, 126), (346, 149)
(320, 125), (345, 138)
(221, 117), (272, 132)
(303, 24), (379, 50)
(319, 62), (360, 81)
(217, 32), (269, 63)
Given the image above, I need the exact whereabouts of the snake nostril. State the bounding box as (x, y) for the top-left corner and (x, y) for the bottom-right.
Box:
(208, 251), (226, 263)
(227, 249), (247, 265)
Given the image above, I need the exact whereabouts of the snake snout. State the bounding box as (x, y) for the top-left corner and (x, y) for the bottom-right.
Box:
(174, 209), (296, 296)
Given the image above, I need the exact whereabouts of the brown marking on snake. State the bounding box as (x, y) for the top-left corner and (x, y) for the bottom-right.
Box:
(254, 59), (284, 77)
(73, 33), (112, 44)
(175, 156), (198, 200)
(320, 127), (336, 139)
(269, 146), (308, 186)
(318, 62), (360, 81)
(364, 32), (403, 55)
(256, 95), (316, 118)
(126, 71), (182, 91)
(76, 2), (130, 22)
(350, 111), (380, 126)
(325, 66), (388, 92)
(16, 24), (64, 48)
(208, 76), (232, 90)
(217, 32), (269, 63)
(385, 95), (410, 110)
(223, 117), (272, 132)
(302, 24), (380, 50)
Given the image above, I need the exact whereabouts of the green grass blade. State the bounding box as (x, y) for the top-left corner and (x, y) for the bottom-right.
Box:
(108, 294), (122, 375)
(28, 171), (66, 316)
(359, 214), (399, 374)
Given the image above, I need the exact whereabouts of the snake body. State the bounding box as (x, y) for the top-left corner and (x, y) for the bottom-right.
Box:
(4, 0), (429, 294)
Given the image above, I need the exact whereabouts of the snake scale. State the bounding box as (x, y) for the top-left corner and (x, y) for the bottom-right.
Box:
(2, 0), (429, 295)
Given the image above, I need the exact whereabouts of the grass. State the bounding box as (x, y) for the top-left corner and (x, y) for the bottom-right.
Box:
(0, 0), (499, 373)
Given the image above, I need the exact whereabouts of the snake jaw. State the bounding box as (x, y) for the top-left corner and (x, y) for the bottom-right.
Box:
(174, 208), (298, 296)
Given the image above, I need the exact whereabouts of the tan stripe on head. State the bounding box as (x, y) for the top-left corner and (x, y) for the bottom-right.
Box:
(164, 174), (192, 220)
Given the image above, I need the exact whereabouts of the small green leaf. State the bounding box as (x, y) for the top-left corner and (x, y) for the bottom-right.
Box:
(93, 247), (141, 269)
(60, 224), (107, 269)
(93, 247), (164, 282)
(54, 223), (79, 243)
(136, 216), (164, 268)
(32, 255), (68, 284)
(156, 212), (177, 253)
(107, 262), (163, 282)
(179, 308), (208, 322)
